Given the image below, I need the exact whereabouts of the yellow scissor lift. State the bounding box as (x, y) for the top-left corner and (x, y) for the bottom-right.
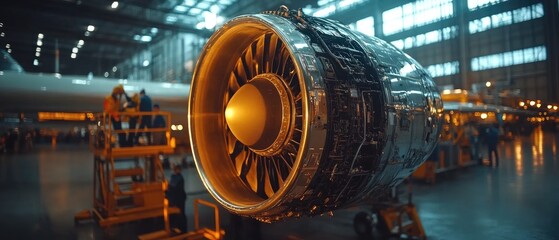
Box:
(75, 111), (179, 227)
(76, 111), (225, 240)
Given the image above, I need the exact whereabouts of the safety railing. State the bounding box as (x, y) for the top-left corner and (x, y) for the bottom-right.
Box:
(90, 111), (172, 151)
(194, 199), (224, 240)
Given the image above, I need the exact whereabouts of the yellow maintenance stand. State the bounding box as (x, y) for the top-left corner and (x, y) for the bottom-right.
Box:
(75, 111), (178, 227)
(76, 112), (225, 239)
(353, 180), (426, 239)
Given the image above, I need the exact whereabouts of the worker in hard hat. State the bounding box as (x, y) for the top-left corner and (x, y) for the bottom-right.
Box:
(104, 84), (127, 147)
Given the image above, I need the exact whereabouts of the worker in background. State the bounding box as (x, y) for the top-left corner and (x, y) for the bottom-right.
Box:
(104, 85), (126, 147)
(464, 121), (480, 164)
(123, 93), (140, 146)
(152, 104), (167, 145)
(167, 164), (188, 233)
(137, 89), (152, 145)
(0, 132), (5, 153)
(485, 123), (500, 167)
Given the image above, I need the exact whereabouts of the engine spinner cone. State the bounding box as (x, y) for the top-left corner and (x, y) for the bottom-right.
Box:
(225, 74), (293, 156)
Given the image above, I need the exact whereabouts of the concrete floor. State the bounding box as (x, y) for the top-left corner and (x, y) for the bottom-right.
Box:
(1, 127), (559, 240)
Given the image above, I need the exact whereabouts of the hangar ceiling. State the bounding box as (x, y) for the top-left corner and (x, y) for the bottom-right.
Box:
(0, 0), (317, 75)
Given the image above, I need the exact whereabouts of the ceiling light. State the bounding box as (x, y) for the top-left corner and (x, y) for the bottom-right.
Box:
(87, 25), (95, 32)
(37, 40), (43, 46)
(174, 5), (187, 12)
(217, 16), (225, 24)
(111, 1), (119, 9)
(195, 22), (205, 29)
(72, 47), (78, 53)
(38, 33), (44, 39)
(189, 8), (202, 15)
(210, 4), (220, 13)
(5, 44), (9, 48)
(196, 1), (210, 9)
(84, 31), (90, 37)
(36, 47), (41, 52)
(33, 59), (39, 66)
(104, 72), (109, 77)
(183, 0), (196, 6)
(35, 52), (40, 57)
(318, 0), (330, 6)
(140, 35), (152, 42)
(7, 49), (11, 53)
(204, 11), (217, 29)
(1, 32), (5, 37)
(151, 28), (158, 34)
(112, 66), (117, 72)
(78, 39), (84, 45)
(71, 53), (77, 58)
(165, 15), (178, 23)
(142, 60), (150, 67)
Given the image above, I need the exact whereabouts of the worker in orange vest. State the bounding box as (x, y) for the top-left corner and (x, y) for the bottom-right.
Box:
(104, 84), (127, 147)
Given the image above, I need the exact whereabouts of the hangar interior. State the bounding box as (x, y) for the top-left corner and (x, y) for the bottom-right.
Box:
(2, 0), (558, 100)
(1, 0), (559, 240)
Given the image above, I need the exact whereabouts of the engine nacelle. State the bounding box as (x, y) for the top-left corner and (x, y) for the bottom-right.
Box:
(188, 8), (442, 222)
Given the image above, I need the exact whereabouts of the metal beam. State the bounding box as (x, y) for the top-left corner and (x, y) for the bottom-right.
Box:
(2, 0), (205, 34)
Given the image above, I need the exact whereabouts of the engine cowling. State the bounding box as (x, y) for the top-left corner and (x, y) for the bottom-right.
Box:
(188, 8), (442, 222)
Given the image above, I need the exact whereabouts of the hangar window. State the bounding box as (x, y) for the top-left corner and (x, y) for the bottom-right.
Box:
(390, 26), (457, 50)
(425, 61), (459, 78)
(382, 0), (454, 36)
(467, 0), (509, 11)
(305, 0), (367, 17)
(471, 46), (547, 71)
(349, 16), (375, 37)
(469, 4), (544, 34)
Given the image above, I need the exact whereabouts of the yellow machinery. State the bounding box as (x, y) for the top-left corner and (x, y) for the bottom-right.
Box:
(353, 182), (426, 239)
(375, 202), (425, 239)
(75, 111), (178, 227)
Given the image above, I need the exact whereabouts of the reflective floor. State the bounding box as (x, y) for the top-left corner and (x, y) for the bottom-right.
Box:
(1, 128), (559, 240)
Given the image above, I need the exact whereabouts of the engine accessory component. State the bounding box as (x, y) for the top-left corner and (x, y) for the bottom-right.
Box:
(188, 7), (442, 222)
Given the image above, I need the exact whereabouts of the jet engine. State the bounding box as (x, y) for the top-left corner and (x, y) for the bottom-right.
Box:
(188, 7), (442, 222)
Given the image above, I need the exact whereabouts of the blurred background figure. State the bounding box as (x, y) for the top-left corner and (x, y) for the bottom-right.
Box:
(167, 164), (187, 233)
(137, 89), (152, 145)
(464, 121), (480, 164)
(152, 104), (167, 145)
(124, 92), (140, 146)
(485, 123), (500, 167)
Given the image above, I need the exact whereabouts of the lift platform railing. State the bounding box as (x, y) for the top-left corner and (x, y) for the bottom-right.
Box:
(90, 111), (173, 153)
(90, 111), (175, 157)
